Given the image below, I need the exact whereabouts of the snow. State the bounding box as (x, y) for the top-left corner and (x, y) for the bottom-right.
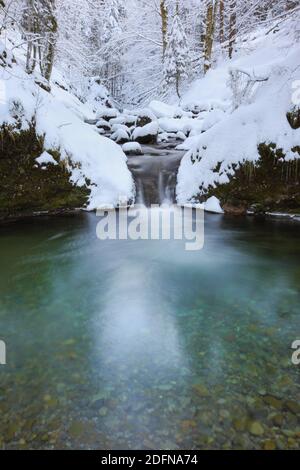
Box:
(128, 108), (157, 122)
(176, 131), (186, 141)
(158, 118), (187, 134)
(111, 128), (130, 143)
(205, 197), (224, 214)
(158, 117), (203, 136)
(132, 121), (159, 139)
(122, 142), (143, 154)
(36, 151), (58, 166)
(111, 123), (131, 134)
(0, 38), (134, 209)
(158, 132), (169, 143)
(176, 20), (300, 204)
(96, 107), (119, 120)
(96, 119), (111, 129)
(149, 100), (177, 119)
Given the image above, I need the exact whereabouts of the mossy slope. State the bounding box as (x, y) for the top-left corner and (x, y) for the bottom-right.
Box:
(206, 144), (300, 214)
(0, 124), (90, 220)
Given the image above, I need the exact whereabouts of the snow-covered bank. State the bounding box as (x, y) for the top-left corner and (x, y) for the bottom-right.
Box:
(0, 38), (134, 215)
(174, 17), (300, 212)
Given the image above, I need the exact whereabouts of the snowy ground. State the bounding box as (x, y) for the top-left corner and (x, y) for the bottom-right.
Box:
(0, 37), (134, 210)
(175, 18), (300, 204)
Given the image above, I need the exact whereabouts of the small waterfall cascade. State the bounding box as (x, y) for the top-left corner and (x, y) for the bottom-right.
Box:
(158, 171), (176, 206)
(135, 178), (146, 206)
(127, 144), (184, 207)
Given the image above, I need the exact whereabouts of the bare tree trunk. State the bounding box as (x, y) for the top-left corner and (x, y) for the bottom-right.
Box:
(204, 1), (218, 74)
(160, 0), (168, 59)
(25, 0), (35, 73)
(25, 0), (57, 81)
(228, 0), (237, 59)
(219, 0), (224, 44)
(43, 2), (57, 81)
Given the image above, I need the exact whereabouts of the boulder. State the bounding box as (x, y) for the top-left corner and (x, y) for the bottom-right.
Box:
(287, 106), (300, 129)
(96, 119), (111, 132)
(96, 108), (119, 122)
(158, 133), (169, 143)
(111, 128), (130, 144)
(132, 122), (159, 145)
(111, 123), (131, 134)
(130, 108), (156, 127)
(122, 142), (143, 156)
(223, 201), (248, 216)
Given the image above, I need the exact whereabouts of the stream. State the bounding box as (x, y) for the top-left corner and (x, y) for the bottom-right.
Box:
(127, 142), (184, 206)
(0, 145), (300, 450)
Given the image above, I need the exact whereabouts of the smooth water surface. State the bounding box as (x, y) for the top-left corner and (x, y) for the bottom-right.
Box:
(0, 212), (300, 449)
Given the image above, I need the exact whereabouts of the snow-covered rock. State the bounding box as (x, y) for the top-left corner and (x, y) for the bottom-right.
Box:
(149, 100), (177, 119)
(204, 197), (224, 214)
(158, 117), (202, 136)
(96, 119), (111, 131)
(111, 128), (130, 144)
(96, 107), (120, 121)
(132, 121), (159, 144)
(36, 151), (58, 166)
(122, 142), (143, 155)
(158, 132), (169, 143)
(111, 123), (131, 134)
(158, 118), (188, 134)
(176, 131), (186, 141)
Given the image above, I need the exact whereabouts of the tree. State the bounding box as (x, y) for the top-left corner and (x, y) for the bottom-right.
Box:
(24, 0), (57, 81)
(228, 0), (236, 59)
(98, 0), (126, 98)
(160, 0), (168, 59)
(203, 0), (218, 73)
(163, 9), (190, 97)
(219, 0), (224, 44)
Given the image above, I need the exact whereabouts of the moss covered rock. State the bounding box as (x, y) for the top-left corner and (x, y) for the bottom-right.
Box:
(287, 106), (300, 130)
(205, 143), (300, 215)
(0, 123), (90, 220)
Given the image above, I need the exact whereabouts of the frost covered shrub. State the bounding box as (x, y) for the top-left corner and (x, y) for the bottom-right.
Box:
(228, 68), (267, 110)
(8, 99), (25, 125)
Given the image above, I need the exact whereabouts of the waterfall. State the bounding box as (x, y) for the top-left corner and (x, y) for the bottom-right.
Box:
(158, 172), (165, 205)
(158, 171), (175, 206)
(164, 173), (176, 206)
(127, 145), (184, 208)
(135, 178), (145, 206)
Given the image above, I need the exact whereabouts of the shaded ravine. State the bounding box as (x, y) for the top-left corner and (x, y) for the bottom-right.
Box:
(127, 142), (185, 206)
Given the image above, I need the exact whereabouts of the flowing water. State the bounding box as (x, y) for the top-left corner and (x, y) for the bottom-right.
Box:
(127, 143), (184, 206)
(0, 146), (300, 450)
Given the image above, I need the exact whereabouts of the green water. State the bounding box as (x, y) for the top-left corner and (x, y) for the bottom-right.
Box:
(0, 212), (299, 450)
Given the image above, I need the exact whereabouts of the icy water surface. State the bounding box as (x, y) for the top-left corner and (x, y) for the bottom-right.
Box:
(0, 212), (300, 450)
